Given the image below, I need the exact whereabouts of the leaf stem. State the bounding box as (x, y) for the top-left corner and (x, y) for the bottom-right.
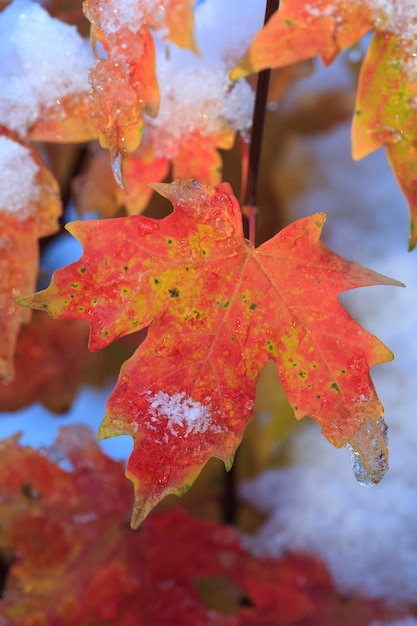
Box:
(244, 0), (280, 246)
(221, 0), (280, 527)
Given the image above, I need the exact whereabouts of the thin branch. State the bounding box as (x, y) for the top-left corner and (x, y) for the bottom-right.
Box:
(244, 0), (280, 245)
(222, 0), (280, 526)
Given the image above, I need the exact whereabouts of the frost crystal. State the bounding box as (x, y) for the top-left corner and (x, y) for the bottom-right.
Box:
(147, 391), (219, 438)
(0, 136), (40, 219)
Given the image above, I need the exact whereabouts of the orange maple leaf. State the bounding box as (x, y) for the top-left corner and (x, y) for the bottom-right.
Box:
(27, 93), (96, 143)
(21, 180), (401, 527)
(230, 0), (373, 79)
(352, 30), (417, 249)
(0, 132), (61, 380)
(231, 0), (417, 248)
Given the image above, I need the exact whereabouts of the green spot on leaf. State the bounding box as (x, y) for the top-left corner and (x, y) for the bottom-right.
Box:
(169, 288), (180, 298)
(266, 340), (278, 355)
(331, 382), (340, 392)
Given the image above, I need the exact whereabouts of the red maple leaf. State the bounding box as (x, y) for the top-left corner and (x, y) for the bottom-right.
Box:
(0, 312), (90, 413)
(21, 180), (401, 527)
(0, 428), (414, 625)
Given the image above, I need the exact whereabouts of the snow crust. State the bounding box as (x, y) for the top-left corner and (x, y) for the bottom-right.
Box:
(147, 391), (218, 438)
(241, 58), (417, 604)
(0, 0), (93, 135)
(0, 136), (40, 219)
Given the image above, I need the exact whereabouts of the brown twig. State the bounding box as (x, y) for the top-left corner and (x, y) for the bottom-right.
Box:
(244, 0), (280, 246)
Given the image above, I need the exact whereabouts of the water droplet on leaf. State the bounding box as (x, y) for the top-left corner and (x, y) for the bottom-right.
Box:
(345, 417), (388, 486)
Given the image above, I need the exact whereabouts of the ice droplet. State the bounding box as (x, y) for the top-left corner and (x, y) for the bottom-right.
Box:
(345, 417), (388, 486)
(111, 153), (125, 190)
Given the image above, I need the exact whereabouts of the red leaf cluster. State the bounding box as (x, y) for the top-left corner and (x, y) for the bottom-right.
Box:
(0, 427), (412, 625)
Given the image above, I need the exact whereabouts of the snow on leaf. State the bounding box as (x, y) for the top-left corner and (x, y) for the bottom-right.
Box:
(146, 390), (220, 438)
(84, 0), (197, 182)
(352, 30), (417, 249)
(21, 180), (402, 527)
(0, 132), (61, 380)
(27, 93), (96, 143)
(0, 0), (94, 140)
(87, 25), (158, 183)
(230, 0), (373, 80)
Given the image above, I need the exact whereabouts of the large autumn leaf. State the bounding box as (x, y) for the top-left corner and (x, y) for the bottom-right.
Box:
(21, 180), (401, 527)
(0, 132), (61, 380)
(2, 428), (412, 625)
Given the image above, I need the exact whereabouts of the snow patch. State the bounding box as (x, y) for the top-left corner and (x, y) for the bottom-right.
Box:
(0, 0), (92, 135)
(147, 391), (219, 438)
(148, 60), (254, 158)
(0, 136), (40, 219)
(144, 0), (263, 157)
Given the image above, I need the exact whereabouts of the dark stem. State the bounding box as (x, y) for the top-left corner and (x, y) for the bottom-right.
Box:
(244, 0), (280, 245)
(221, 460), (238, 525)
(222, 0), (280, 526)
